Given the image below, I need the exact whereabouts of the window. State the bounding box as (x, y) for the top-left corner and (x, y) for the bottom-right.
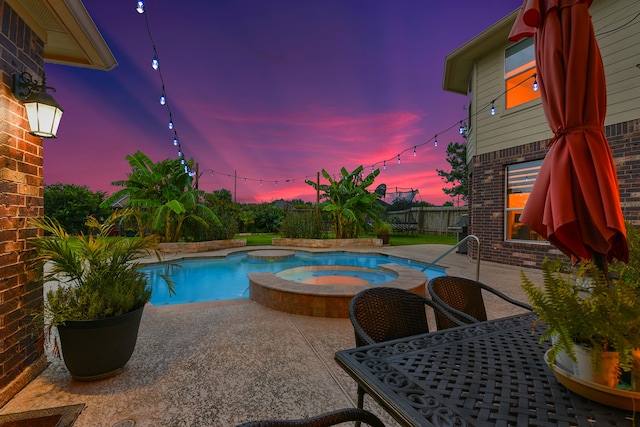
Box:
(505, 160), (546, 242)
(505, 38), (540, 109)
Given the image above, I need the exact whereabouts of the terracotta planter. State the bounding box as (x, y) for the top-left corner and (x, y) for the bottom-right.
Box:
(56, 305), (145, 381)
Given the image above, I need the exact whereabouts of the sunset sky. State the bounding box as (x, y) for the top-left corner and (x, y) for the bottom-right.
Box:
(43, 0), (523, 205)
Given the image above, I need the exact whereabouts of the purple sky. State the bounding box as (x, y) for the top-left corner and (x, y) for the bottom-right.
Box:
(43, 0), (523, 205)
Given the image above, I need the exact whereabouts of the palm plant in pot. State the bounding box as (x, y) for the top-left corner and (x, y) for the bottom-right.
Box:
(521, 222), (640, 389)
(30, 209), (173, 381)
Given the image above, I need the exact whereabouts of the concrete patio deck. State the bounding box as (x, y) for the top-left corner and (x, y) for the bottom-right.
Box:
(0, 244), (543, 427)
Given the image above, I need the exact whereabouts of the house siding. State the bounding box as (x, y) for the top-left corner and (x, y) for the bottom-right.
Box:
(458, 0), (640, 269)
(467, 0), (640, 160)
(469, 118), (640, 268)
(0, 0), (47, 407)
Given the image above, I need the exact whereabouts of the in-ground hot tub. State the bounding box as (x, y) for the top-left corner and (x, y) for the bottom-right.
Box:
(248, 252), (428, 318)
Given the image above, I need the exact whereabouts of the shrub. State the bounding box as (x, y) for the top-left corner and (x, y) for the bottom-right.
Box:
(181, 210), (238, 241)
(280, 211), (324, 238)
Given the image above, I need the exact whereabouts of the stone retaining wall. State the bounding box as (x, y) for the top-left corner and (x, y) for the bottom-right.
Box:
(272, 238), (382, 248)
(159, 239), (246, 253)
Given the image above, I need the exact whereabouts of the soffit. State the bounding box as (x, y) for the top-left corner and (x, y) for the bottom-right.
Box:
(6, 0), (117, 70)
(442, 9), (519, 95)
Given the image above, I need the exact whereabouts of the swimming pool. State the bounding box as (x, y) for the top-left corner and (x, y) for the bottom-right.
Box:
(143, 251), (445, 306)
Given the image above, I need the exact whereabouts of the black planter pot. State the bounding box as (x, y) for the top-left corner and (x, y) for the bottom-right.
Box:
(377, 234), (390, 245)
(56, 305), (145, 381)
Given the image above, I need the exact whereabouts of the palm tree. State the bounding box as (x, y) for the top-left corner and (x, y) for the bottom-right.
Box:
(102, 151), (219, 242)
(306, 166), (382, 238)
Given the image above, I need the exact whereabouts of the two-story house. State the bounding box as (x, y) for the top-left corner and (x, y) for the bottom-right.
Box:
(443, 0), (640, 268)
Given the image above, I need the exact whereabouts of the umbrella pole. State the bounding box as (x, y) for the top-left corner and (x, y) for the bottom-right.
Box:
(593, 251), (613, 287)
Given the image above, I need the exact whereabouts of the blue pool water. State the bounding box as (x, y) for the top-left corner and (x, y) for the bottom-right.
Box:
(143, 251), (445, 306)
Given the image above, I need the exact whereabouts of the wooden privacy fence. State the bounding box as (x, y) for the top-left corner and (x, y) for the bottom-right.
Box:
(385, 207), (468, 235)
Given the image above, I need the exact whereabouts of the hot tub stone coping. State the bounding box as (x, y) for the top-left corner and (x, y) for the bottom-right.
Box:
(252, 264), (426, 296)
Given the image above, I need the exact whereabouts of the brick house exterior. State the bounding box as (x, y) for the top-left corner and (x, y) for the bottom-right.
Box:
(468, 119), (640, 268)
(0, 2), (47, 406)
(0, 0), (115, 406)
(443, 1), (640, 269)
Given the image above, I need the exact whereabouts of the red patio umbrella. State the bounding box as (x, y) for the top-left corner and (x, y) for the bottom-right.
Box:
(508, 0), (628, 267)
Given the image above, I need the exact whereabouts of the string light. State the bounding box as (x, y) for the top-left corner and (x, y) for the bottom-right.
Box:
(490, 101), (496, 116)
(138, 11), (538, 197)
(533, 74), (538, 91)
(383, 160), (386, 170)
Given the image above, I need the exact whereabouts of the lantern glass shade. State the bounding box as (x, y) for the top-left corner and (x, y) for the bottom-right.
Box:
(23, 91), (64, 138)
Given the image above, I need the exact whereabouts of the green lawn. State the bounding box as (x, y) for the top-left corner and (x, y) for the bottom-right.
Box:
(237, 233), (456, 246)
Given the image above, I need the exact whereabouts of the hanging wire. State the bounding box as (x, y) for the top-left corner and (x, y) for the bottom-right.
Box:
(136, 0), (542, 191)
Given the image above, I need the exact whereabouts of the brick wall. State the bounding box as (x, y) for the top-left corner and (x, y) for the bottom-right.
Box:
(468, 118), (640, 269)
(0, 1), (47, 407)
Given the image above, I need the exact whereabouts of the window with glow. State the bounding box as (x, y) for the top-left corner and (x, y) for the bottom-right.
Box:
(505, 38), (540, 109)
(505, 160), (546, 242)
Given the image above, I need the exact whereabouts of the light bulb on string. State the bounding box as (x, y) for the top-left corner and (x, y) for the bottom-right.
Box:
(152, 56), (159, 70)
(491, 101), (496, 116)
(371, 166), (374, 173)
(177, 150), (182, 157)
(173, 138), (178, 146)
(275, 180), (278, 186)
(383, 160), (386, 170)
(260, 180), (263, 186)
(136, 1), (144, 14)
(413, 146), (417, 157)
(160, 94), (166, 105)
(459, 122), (465, 135)
(180, 159), (185, 165)
(244, 178), (247, 184)
(435, 135), (438, 147)
(397, 155), (400, 164)
(168, 121), (174, 129)
(533, 74), (539, 91)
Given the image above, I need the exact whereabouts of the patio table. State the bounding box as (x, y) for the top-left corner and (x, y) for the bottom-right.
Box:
(335, 313), (635, 426)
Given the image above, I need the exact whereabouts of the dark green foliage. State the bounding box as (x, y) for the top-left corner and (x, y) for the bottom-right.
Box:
(252, 203), (285, 233)
(44, 183), (111, 235)
(280, 211), (324, 238)
(181, 209), (238, 241)
(436, 142), (468, 204)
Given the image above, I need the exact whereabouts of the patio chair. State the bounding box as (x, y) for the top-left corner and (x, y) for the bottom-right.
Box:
(236, 407), (385, 426)
(427, 276), (532, 330)
(349, 287), (467, 423)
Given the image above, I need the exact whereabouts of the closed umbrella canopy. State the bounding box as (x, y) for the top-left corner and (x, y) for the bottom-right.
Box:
(509, 0), (628, 264)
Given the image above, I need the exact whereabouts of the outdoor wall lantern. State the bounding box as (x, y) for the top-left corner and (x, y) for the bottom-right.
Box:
(12, 72), (64, 138)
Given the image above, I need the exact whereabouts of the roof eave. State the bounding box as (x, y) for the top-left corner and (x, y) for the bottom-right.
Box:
(442, 9), (520, 95)
(6, 0), (117, 71)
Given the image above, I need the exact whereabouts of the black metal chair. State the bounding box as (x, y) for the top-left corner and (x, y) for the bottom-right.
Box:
(348, 287), (468, 422)
(236, 408), (385, 426)
(427, 276), (532, 330)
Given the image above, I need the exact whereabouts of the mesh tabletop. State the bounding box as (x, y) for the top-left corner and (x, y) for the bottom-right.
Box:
(335, 314), (635, 427)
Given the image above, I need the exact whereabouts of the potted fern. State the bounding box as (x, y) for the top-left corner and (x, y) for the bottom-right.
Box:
(373, 221), (392, 245)
(30, 209), (172, 381)
(521, 223), (640, 388)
